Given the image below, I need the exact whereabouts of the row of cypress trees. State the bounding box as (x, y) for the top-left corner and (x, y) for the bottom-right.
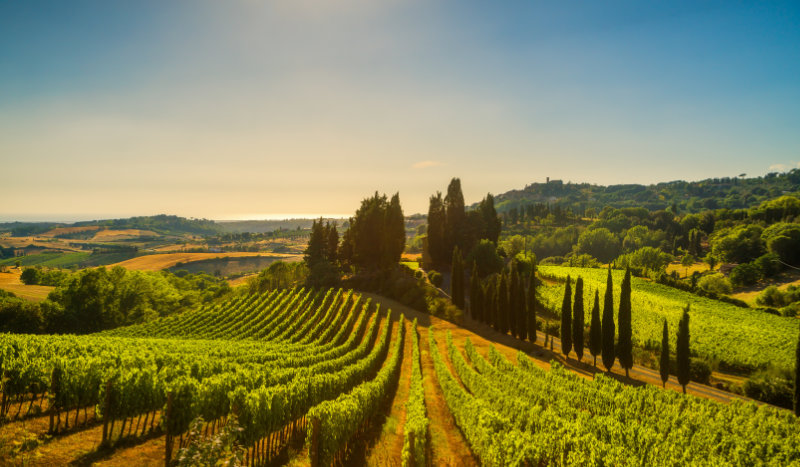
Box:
(461, 258), (537, 342)
(560, 268), (633, 376)
(560, 267), (694, 392)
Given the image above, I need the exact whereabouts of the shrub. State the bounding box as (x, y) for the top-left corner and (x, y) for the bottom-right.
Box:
(697, 273), (733, 295)
(756, 286), (786, 307)
(743, 367), (793, 409)
(428, 271), (443, 288)
(729, 262), (762, 287)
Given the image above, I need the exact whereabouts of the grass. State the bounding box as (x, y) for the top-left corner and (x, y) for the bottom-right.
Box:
(401, 261), (420, 271)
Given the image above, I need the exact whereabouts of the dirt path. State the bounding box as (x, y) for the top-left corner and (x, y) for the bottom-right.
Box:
(364, 318), (413, 466)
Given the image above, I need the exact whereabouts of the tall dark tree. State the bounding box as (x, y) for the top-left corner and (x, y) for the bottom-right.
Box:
(795, 324), (800, 416)
(617, 267), (633, 378)
(560, 276), (572, 358)
(479, 194), (502, 244)
(676, 305), (691, 393)
(426, 192), (447, 266)
(527, 267), (537, 343)
(660, 319), (670, 388)
(485, 280), (496, 329)
(572, 278), (585, 361)
(589, 289), (601, 367)
(304, 218), (327, 267)
(515, 265), (527, 340)
(498, 271), (509, 335)
(601, 267), (615, 372)
(469, 262), (482, 321)
(508, 262), (519, 338)
(491, 276), (501, 331)
(325, 222), (339, 262)
(445, 178), (466, 256)
(385, 194), (406, 264)
(451, 247), (465, 310)
(342, 192), (405, 270)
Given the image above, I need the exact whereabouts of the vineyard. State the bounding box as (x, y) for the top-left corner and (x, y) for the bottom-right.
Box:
(430, 330), (800, 465)
(537, 265), (797, 372)
(2, 282), (800, 465)
(0, 288), (423, 466)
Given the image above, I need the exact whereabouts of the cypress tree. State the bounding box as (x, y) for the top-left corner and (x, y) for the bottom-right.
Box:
(572, 278), (585, 362)
(527, 267), (537, 343)
(589, 289), (601, 367)
(444, 178), (466, 256)
(795, 324), (800, 416)
(498, 272), (509, 335)
(517, 266), (527, 340)
(618, 267), (633, 378)
(660, 319), (670, 388)
(483, 282), (492, 326)
(491, 278), (500, 331)
(469, 262), (481, 321)
(451, 247), (464, 309)
(560, 276), (572, 358)
(426, 192), (447, 266)
(601, 267), (615, 372)
(508, 262), (519, 338)
(676, 305), (691, 393)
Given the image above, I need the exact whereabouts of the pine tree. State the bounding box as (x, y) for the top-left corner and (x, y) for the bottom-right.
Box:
(572, 277), (585, 362)
(479, 194), (502, 244)
(325, 222), (339, 263)
(498, 271), (509, 335)
(469, 262), (481, 321)
(589, 289), (601, 367)
(601, 267), (615, 372)
(660, 319), (670, 388)
(451, 247), (464, 309)
(527, 267), (537, 343)
(794, 324), (800, 416)
(618, 267), (633, 378)
(676, 305), (691, 393)
(560, 276), (572, 358)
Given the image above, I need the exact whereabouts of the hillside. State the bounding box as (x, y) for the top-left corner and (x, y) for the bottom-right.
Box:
(481, 170), (800, 215)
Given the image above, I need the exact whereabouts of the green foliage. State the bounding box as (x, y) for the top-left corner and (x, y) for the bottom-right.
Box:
(574, 227), (621, 263)
(710, 224), (765, 264)
(20, 267), (71, 286)
(176, 416), (245, 467)
(697, 273), (732, 295)
(729, 262), (762, 287)
(465, 240), (503, 278)
(615, 247), (672, 273)
(601, 267), (615, 371)
(401, 321), (428, 467)
(572, 277), (584, 360)
(589, 289), (601, 365)
(247, 261), (308, 294)
(339, 192), (405, 270)
(427, 270), (442, 288)
(538, 266), (798, 372)
(560, 276), (572, 357)
(450, 247), (465, 309)
(742, 366), (794, 410)
(676, 305), (691, 391)
(660, 320), (670, 387)
(617, 268), (633, 374)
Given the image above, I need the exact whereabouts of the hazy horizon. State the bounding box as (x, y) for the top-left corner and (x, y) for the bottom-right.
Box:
(2, 1), (798, 220)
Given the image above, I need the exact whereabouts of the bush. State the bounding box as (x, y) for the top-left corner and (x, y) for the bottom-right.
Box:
(466, 240), (503, 278)
(413, 269), (424, 280)
(689, 358), (712, 385)
(428, 271), (443, 288)
(756, 285), (785, 307)
(729, 262), (762, 287)
(540, 256), (567, 265)
(697, 273), (733, 295)
(754, 252), (782, 277)
(743, 367), (793, 409)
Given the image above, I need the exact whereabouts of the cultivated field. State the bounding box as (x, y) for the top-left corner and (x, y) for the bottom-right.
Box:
(109, 252), (300, 271)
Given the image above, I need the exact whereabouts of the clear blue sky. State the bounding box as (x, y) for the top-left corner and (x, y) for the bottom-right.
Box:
(1, 1), (798, 221)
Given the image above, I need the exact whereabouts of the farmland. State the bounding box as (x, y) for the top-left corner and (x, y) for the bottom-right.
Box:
(536, 266), (797, 372)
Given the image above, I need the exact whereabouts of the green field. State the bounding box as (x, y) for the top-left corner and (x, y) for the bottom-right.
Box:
(0, 251), (136, 268)
(536, 266), (797, 372)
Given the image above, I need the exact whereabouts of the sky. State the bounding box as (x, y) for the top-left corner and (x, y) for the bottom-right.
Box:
(1, 1), (799, 221)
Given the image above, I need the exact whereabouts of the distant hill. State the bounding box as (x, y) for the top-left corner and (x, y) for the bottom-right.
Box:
(0, 214), (221, 237)
(483, 169), (800, 215)
(217, 218), (346, 234)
